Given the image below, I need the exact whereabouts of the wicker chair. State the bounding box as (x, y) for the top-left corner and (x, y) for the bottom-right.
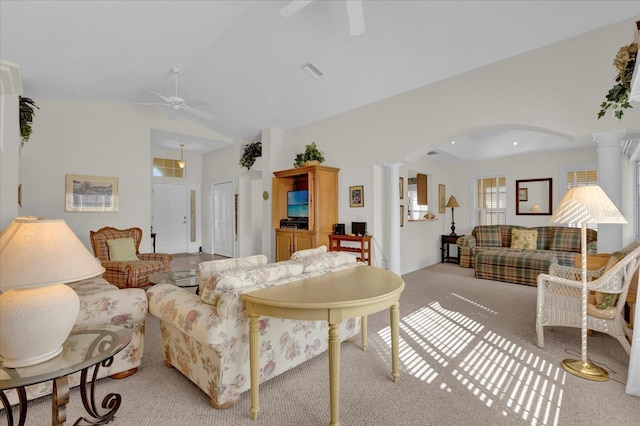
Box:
(536, 243), (640, 355)
(90, 226), (173, 288)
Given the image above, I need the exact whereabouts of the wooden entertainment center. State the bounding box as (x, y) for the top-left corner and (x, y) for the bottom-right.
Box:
(272, 164), (339, 261)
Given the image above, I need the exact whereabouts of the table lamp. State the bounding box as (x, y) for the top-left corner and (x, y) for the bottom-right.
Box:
(445, 196), (460, 235)
(550, 185), (626, 381)
(0, 217), (105, 368)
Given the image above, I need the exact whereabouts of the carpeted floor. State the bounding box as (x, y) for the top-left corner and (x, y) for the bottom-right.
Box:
(4, 263), (639, 425)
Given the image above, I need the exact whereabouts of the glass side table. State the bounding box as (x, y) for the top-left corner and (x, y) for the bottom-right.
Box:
(149, 269), (198, 288)
(0, 324), (131, 426)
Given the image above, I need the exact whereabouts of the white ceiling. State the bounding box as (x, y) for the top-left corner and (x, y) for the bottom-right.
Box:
(1, 1), (638, 156)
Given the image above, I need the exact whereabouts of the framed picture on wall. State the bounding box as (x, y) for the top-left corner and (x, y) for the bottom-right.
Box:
(518, 187), (528, 202)
(399, 177), (404, 199)
(350, 185), (364, 207)
(438, 184), (446, 213)
(65, 174), (119, 212)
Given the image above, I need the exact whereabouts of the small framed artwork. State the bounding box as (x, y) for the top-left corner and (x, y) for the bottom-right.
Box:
(438, 184), (446, 213)
(65, 174), (119, 212)
(349, 185), (364, 208)
(399, 177), (404, 199)
(518, 187), (528, 202)
(400, 205), (404, 227)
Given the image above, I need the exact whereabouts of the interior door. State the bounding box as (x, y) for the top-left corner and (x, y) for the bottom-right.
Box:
(213, 181), (234, 257)
(152, 183), (188, 254)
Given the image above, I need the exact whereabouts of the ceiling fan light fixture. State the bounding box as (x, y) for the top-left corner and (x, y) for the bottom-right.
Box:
(178, 143), (185, 169)
(303, 63), (323, 80)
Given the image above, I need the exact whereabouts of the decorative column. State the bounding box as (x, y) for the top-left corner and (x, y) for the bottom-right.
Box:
(593, 130), (626, 252)
(384, 163), (402, 275)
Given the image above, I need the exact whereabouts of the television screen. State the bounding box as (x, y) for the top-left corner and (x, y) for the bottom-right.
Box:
(287, 190), (309, 218)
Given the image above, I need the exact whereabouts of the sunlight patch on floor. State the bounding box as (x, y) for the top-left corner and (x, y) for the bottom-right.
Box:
(373, 300), (564, 426)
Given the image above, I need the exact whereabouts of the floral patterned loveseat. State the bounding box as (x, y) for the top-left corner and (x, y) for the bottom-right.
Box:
(1, 275), (148, 406)
(146, 248), (363, 409)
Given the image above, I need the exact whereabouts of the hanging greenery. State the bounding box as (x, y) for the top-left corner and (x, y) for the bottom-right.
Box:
(19, 96), (39, 146)
(597, 41), (637, 120)
(239, 141), (262, 170)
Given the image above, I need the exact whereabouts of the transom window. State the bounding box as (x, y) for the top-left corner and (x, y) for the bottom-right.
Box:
(153, 158), (184, 178)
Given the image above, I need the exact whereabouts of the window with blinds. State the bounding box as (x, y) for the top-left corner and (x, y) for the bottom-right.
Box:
(566, 170), (597, 189)
(476, 176), (506, 225)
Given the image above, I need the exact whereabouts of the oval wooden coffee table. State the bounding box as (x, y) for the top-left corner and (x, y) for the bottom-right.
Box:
(242, 266), (405, 426)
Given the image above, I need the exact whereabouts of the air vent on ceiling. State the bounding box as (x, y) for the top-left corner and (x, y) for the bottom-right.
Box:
(303, 63), (323, 80)
(427, 151), (438, 155)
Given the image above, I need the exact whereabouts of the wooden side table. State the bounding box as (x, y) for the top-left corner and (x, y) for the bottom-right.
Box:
(328, 234), (372, 265)
(441, 234), (463, 264)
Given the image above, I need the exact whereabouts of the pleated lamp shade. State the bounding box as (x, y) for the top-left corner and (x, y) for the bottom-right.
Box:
(550, 185), (626, 225)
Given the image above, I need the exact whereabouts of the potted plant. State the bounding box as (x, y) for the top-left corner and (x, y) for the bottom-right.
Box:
(19, 96), (38, 146)
(293, 142), (325, 168)
(239, 141), (262, 170)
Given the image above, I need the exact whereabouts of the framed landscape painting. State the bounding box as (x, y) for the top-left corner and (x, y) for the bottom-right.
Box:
(65, 174), (118, 212)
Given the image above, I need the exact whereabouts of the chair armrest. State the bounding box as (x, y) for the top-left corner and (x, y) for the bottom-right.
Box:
(101, 260), (133, 273)
(147, 284), (225, 346)
(457, 235), (476, 248)
(139, 253), (173, 262)
(75, 288), (148, 327)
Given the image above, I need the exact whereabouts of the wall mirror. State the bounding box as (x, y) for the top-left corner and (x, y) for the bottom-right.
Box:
(516, 178), (552, 215)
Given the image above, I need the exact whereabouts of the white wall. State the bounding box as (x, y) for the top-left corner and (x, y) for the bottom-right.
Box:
(17, 100), (231, 252)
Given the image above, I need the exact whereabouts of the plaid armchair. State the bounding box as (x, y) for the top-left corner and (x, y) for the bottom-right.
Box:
(90, 226), (173, 288)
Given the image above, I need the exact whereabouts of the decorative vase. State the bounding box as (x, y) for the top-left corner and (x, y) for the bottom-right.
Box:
(303, 160), (320, 167)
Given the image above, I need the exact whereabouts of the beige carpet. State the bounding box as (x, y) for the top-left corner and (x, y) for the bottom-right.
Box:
(5, 263), (639, 425)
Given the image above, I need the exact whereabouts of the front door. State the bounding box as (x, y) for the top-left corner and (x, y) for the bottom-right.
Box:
(152, 183), (188, 254)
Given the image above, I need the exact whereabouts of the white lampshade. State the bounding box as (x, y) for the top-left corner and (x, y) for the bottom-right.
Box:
(0, 217), (105, 367)
(551, 185), (626, 225)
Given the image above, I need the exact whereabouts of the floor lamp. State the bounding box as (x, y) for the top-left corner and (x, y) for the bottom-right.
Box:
(550, 185), (626, 381)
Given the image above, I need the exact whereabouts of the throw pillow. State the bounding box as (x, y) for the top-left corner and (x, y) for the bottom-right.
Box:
(593, 251), (626, 310)
(290, 245), (328, 260)
(510, 229), (538, 250)
(474, 226), (501, 247)
(107, 238), (139, 261)
(548, 228), (581, 253)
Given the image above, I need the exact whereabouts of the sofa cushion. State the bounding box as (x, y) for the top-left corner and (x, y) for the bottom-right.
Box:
(548, 228), (582, 253)
(290, 245), (327, 260)
(198, 255), (268, 293)
(292, 252), (358, 273)
(510, 229), (538, 250)
(200, 262), (305, 305)
(593, 251), (626, 310)
(107, 238), (139, 261)
(474, 226), (501, 247)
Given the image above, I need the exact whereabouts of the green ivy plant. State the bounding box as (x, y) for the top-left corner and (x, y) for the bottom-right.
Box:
(239, 141), (262, 170)
(19, 96), (39, 146)
(293, 142), (325, 168)
(597, 42), (637, 120)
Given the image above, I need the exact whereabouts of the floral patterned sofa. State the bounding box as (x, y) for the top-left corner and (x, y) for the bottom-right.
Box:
(1, 275), (147, 406)
(147, 248), (363, 409)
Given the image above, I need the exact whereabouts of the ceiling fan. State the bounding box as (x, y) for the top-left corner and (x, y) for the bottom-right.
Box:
(136, 67), (212, 120)
(279, 0), (365, 36)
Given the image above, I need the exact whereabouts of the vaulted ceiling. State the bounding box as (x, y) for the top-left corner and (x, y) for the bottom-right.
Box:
(1, 1), (638, 156)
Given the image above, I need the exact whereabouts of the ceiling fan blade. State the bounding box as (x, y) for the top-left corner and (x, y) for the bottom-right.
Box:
(134, 102), (171, 107)
(279, 0), (313, 17)
(150, 90), (173, 103)
(184, 99), (210, 108)
(346, 0), (365, 36)
(183, 106), (214, 121)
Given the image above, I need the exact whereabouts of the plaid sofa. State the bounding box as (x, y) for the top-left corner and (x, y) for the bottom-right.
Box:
(457, 225), (597, 269)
